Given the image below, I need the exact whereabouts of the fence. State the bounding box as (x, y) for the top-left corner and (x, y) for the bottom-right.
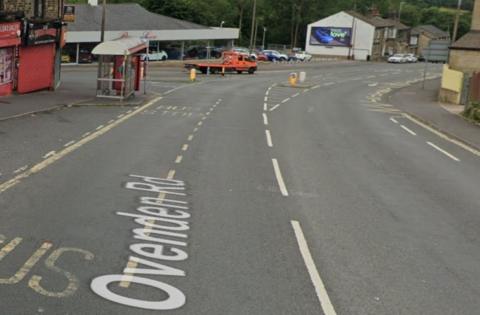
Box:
(470, 72), (480, 103)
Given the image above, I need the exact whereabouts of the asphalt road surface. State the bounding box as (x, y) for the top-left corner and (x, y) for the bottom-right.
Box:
(1, 61), (480, 315)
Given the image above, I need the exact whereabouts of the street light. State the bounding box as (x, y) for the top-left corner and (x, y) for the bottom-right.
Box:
(262, 26), (267, 50)
(220, 21), (225, 28)
(249, 0), (257, 53)
(398, 2), (405, 22)
(101, 0), (106, 42)
(452, 0), (463, 42)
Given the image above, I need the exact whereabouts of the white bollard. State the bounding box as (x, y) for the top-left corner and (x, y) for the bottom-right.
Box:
(299, 71), (307, 83)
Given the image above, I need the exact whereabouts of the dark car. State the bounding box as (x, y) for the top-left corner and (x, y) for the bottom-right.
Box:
(78, 49), (93, 63)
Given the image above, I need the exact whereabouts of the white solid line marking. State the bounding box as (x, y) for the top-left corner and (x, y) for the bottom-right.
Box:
(96, 125), (104, 130)
(403, 113), (480, 157)
(265, 130), (273, 147)
(81, 132), (91, 138)
(312, 85), (320, 89)
(64, 141), (76, 147)
(390, 117), (398, 124)
(187, 134), (194, 141)
(324, 82), (334, 86)
(291, 220), (337, 315)
(175, 155), (183, 163)
(126, 110), (133, 114)
(292, 92), (300, 98)
(427, 142), (460, 161)
(272, 158), (288, 196)
(264, 103), (268, 111)
(269, 104), (280, 112)
(281, 98), (290, 104)
(43, 151), (56, 159)
(263, 113), (269, 125)
(117, 114), (125, 118)
(182, 144), (189, 151)
(400, 125), (417, 136)
(108, 119), (115, 124)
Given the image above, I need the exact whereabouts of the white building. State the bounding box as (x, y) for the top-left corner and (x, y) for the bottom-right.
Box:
(306, 11), (396, 61)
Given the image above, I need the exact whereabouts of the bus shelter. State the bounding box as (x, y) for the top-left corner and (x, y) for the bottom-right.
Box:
(92, 37), (146, 100)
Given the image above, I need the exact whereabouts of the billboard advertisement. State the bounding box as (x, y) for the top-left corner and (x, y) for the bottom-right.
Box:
(310, 27), (352, 47)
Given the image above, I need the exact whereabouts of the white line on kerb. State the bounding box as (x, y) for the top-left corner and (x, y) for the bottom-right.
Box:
(272, 158), (288, 196)
(265, 130), (273, 147)
(96, 125), (104, 130)
(390, 117), (398, 124)
(400, 125), (417, 136)
(43, 151), (56, 159)
(263, 113), (269, 125)
(427, 142), (460, 161)
(64, 141), (76, 147)
(291, 220), (337, 315)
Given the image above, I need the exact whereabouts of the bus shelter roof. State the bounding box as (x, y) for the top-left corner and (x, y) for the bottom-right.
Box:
(92, 37), (147, 56)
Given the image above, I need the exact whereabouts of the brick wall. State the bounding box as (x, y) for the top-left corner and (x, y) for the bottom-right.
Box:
(2, 0), (61, 20)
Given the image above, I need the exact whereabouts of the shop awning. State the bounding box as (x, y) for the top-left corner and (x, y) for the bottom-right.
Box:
(92, 37), (147, 56)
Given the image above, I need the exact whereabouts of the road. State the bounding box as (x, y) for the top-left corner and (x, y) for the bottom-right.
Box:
(1, 61), (480, 315)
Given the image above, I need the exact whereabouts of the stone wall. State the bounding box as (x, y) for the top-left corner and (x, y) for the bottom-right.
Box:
(2, 0), (61, 19)
(449, 50), (480, 73)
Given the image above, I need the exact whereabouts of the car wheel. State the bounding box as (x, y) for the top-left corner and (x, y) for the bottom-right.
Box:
(162, 56), (167, 61)
(248, 67), (255, 74)
(280, 57), (286, 62)
(237, 70), (243, 74)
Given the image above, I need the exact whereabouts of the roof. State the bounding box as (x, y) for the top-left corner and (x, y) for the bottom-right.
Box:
(411, 25), (450, 38)
(450, 30), (480, 50)
(345, 11), (394, 28)
(383, 18), (410, 30)
(67, 3), (208, 32)
(92, 37), (147, 55)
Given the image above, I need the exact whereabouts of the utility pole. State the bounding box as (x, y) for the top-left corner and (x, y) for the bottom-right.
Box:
(249, 0), (257, 53)
(253, 17), (259, 50)
(101, 0), (106, 42)
(452, 0), (463, 42)
(262, 26), (267, 50)
(398, 2), (405, 22)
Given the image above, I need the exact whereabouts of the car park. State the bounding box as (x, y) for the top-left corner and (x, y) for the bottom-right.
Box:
(388, 54), (408, 63)
(140, 50), (168, 61)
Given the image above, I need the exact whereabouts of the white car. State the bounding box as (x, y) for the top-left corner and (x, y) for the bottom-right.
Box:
(388, 54), (408, 63)
(405, 53), (418, 63)
(140, 51), (168, 61)
(294, 51), (312, 61)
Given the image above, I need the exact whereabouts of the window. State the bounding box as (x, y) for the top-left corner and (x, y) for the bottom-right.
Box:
(34, 0), (45, 18)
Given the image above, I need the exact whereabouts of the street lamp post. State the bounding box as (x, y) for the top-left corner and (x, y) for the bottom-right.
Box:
(101, 0), (106, 42)
(452, 0), (463, 42)
(249, 0), (257, 53)
(220, 21), (225, 28)
(262, 26), (267, 50)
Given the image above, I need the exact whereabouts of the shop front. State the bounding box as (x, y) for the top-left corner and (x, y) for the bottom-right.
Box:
(18, 21), (61, 94)
(0, 22), (21, 96)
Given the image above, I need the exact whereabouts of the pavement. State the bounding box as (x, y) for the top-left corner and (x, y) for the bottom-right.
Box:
(1, 62), (480, 315)
(388, 78), (480, 150)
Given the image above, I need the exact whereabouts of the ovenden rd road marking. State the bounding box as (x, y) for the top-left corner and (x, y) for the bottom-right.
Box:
(263, 113), (269, 126)
(400, 125), (417, 136)
(96, 125), (104, 131)
(264, 103), (268, 111)
(403, 113), (480, 158)
(0, 96), (163, 194)
(187, 135), (194, 141)
(175, 155), (183, 164)
(427, 141), (460, 161)
(264, 96), (268, 102)
(81, 132), (91, 138)
(265, 130), (273, 147)
(291, 220), (337, 315)
(197, 121), (203, 126)
(292, 92), (300, 98)
(272, 158), (288, 196)
(13, 165), (28, 174)
(118, 169), (178, 289)
(182, 144), (189, 151)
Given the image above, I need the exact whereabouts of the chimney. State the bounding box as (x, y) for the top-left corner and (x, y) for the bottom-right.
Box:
(88, 0), (99, 5)
(473, 0), (480, 31)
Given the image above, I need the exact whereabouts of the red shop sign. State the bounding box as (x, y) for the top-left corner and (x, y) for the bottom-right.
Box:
(0, 22), (21, 47)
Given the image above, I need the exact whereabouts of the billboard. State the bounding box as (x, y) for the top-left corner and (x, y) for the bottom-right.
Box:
(310, 27), (352, 47)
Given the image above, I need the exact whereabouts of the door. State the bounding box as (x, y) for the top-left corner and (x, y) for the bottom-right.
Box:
(17, 44), (55, 93)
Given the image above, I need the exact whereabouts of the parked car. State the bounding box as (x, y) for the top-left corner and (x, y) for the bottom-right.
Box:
(255, 51), (268, 61)
(263, 50), (288, 62)
(140, 50), (168, 61)
(294, 51), (312, 61)
(78, 49), (93, 63)
(232, 47), (257, 60)
(405, 53), (418, 63)
(388, 54), (408, 63)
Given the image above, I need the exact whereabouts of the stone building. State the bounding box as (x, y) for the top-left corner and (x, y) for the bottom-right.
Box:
(1, 0), (62, 19)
